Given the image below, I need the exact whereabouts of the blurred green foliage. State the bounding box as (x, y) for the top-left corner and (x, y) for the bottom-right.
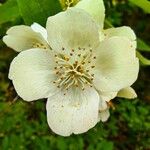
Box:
(0, 0), (150, 149)
(0, 98), (149, 149)
(17, 0), (61, 26)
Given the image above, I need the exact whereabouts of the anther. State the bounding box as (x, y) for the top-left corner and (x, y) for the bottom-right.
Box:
(91, 66), (95, 68)
(82, 88), (85, 91)
(64, 56), (69, 61)
(70, 53), (73, 56)
(75, 61), (78, 64)
(78, 54), (81, 57)
(93, 56), (96, 59)
(60, 77), (64, 80)
(62, 47), (65, 50)
(56, 71), (59, 74)
(75, 84), (79, 87)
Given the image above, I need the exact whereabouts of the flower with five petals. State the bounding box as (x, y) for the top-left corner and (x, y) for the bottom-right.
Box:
(3, 0), (139, 136)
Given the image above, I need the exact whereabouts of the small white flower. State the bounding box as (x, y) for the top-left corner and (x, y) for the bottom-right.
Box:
(3, 1), (139, 136)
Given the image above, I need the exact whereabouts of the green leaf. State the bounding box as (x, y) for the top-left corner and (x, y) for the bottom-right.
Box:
(16, 0), (62, 26)
(0, 0), (20, 25)
(137, 38), (150, 52)
(104, 19), (114, 28)
(136, 51), (150, 66)
(129, 0), (150, 14)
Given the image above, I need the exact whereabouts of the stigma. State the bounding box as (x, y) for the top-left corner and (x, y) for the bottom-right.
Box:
(52, 46), (97, 91)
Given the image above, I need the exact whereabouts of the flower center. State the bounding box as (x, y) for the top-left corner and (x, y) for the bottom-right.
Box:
(53, 47), (97, 92)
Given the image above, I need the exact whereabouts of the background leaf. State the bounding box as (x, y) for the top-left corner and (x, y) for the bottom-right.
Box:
(137, 38), (150, 52)
(136, 51), (150, 66)
(129, 0), (150, 14)
(0, 0), (20, 25)
(16, 0), (62, 26)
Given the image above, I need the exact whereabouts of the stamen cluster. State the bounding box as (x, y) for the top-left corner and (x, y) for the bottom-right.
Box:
(52, 46), (97, 92)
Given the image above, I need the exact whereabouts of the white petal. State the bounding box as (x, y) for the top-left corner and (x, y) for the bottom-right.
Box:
(46, 88), (100, 136)
(103, 26), (137, 50)
(75, 0), (105, 29)
(46, 8), (99, 52)
(99, 109), (110, 122)
(93, 36), (139, 92)
(9, 48), (57, 101)
(3, 25), (49, 52)
(99, 91), (117, 102)
(117, 87), (137, 99)
(99, 98), (107, 111)
(104, 26), (136, 41)
(31, 23), (48, 42)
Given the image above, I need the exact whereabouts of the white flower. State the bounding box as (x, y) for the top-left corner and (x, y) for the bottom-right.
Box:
(3, 1), (139, 136)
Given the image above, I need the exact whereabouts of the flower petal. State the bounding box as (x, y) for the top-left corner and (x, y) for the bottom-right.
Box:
(98, 109), (110, 122)
(31, 23), (48, 42)
(99, 91), (117, 102)
(104, 26), (136, 41)
(99, 98), (107, 111)
(46, 87), (99, 136)
(9, 48), (57, 101)
(93, 36), (139, 92)
(103, 26), (137, 55)
(98, 91), (110, 122)
(75, 0), (105, 29)
(117, 87), (137, 99)
(46, 8), (99, 52)
(3, 25), (49, 52)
